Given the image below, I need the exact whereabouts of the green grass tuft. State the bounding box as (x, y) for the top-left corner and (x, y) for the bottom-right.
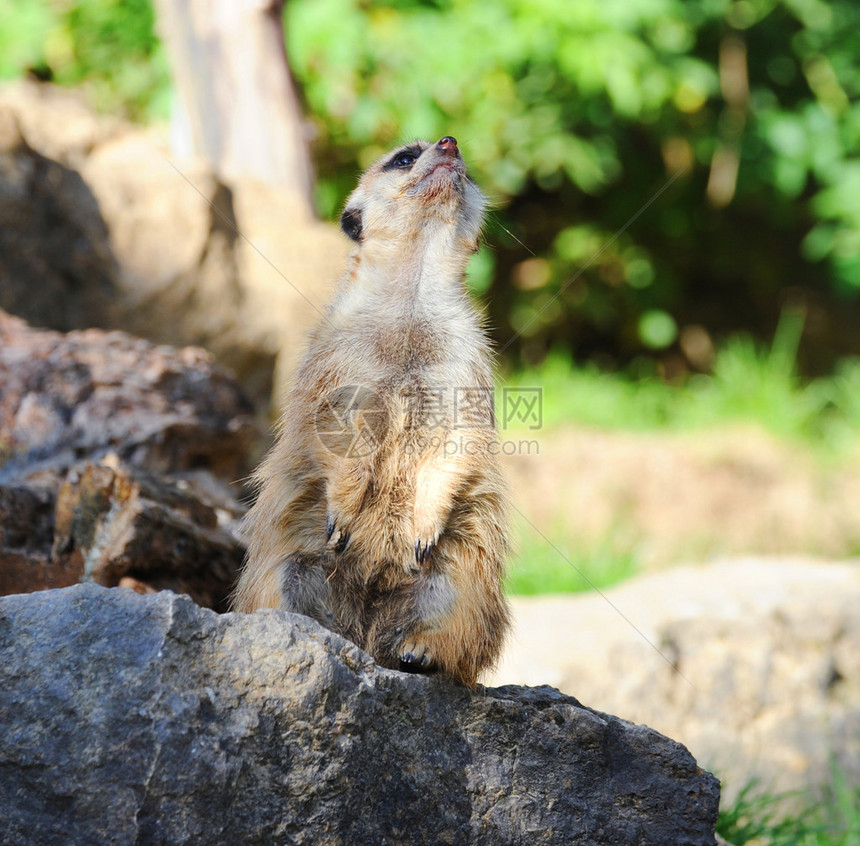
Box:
(500, 312), (860, 457)
(717, 774), (860, 846)
(505, 520), (639, 596)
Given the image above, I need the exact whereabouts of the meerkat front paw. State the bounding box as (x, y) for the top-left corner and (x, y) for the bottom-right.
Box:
(413, 532), (440, 567)
(398, 637), (436, 673)
(325, 471), (369, 555)
(325, 512), (351, 554)
(412, 459), (457, 569)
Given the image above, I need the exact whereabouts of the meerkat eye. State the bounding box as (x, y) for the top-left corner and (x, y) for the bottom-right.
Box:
(383, 147), (421, 171)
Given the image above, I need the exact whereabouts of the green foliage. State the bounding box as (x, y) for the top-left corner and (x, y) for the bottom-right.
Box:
(283, 0), (860, 369)
(287, 0), (715, 196)
(506, 522), (639, 595)
(0, 0), (169, 120)
(502, 311), (860, 455)
(503, 352), (679, 431)
(717, 773), (860, 846)
(682, 308), (827, 439)
(0, 1), (54, 78)
(717, 782), (813, 845)
(3, 0), (860, 368)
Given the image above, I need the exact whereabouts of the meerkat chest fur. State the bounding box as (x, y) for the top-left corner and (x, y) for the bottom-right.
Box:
(236, 136), (510, 688)
(312, 139), (491, 419)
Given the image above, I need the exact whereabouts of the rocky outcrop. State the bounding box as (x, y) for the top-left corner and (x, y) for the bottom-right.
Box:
(0, 585), (720, 845)
(0, 94), (119, 333)
(490, 557), (860, 805)
(0, 311), (256, 609)
(0, 311), (257, 485)
(0, 79), (349, 414)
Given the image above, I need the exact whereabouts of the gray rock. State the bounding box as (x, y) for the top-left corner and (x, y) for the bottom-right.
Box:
(0, 585), (720, 845)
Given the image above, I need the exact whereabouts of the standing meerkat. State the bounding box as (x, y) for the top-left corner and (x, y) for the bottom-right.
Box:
(233, 136), (510, 686)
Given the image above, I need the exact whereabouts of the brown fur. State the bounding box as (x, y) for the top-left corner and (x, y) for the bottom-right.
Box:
(233, 137), (510, 686)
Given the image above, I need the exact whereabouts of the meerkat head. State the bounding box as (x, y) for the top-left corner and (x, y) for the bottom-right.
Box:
(340, 136), (486, 252)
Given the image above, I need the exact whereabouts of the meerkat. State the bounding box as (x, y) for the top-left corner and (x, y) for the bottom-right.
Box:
(233, 136), (510, 687)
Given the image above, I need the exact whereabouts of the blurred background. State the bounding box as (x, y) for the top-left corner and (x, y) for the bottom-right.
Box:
(1, 0), (859, 839)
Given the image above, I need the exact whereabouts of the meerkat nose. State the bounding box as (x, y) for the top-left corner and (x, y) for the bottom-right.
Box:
(437, 136), (458, 151)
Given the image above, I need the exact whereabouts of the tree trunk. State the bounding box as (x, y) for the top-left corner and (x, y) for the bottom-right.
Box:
(153, 0), (315, 215)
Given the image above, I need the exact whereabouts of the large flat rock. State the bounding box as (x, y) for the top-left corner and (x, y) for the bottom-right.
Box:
(0, 585), (719, 845)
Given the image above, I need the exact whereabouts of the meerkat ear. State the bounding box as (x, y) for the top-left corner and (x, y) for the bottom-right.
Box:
(340, 207), (363, 242)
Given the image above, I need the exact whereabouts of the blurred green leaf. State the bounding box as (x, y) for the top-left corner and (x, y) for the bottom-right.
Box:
(638, 309), (678, 349)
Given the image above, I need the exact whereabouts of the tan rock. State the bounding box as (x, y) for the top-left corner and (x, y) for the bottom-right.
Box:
(0, 80), (350, 416)
(490, 557), (860, 803)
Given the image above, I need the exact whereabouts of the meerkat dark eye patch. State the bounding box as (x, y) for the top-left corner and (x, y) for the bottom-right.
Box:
(382, 146), (422, 171)
(340, 207), (363, 241)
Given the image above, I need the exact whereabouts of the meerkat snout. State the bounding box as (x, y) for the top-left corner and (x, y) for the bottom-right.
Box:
(338, 136), (485, 251)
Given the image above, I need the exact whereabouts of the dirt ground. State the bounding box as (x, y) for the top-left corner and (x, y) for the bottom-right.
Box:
(502, 423), (860, 572)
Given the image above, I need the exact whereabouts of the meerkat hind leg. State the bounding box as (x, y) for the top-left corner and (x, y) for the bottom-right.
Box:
(280, 554), (337, 631)
(390, 542), (508, 687)
(391, 570), (458, 673)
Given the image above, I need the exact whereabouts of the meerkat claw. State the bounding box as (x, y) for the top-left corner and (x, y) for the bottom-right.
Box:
(415, 538), (434, 564)
(334, 530), (351, 554)
(399, 648), (434, 673)
(414, 534), (439, 566)
(326, 513), (351, 553)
